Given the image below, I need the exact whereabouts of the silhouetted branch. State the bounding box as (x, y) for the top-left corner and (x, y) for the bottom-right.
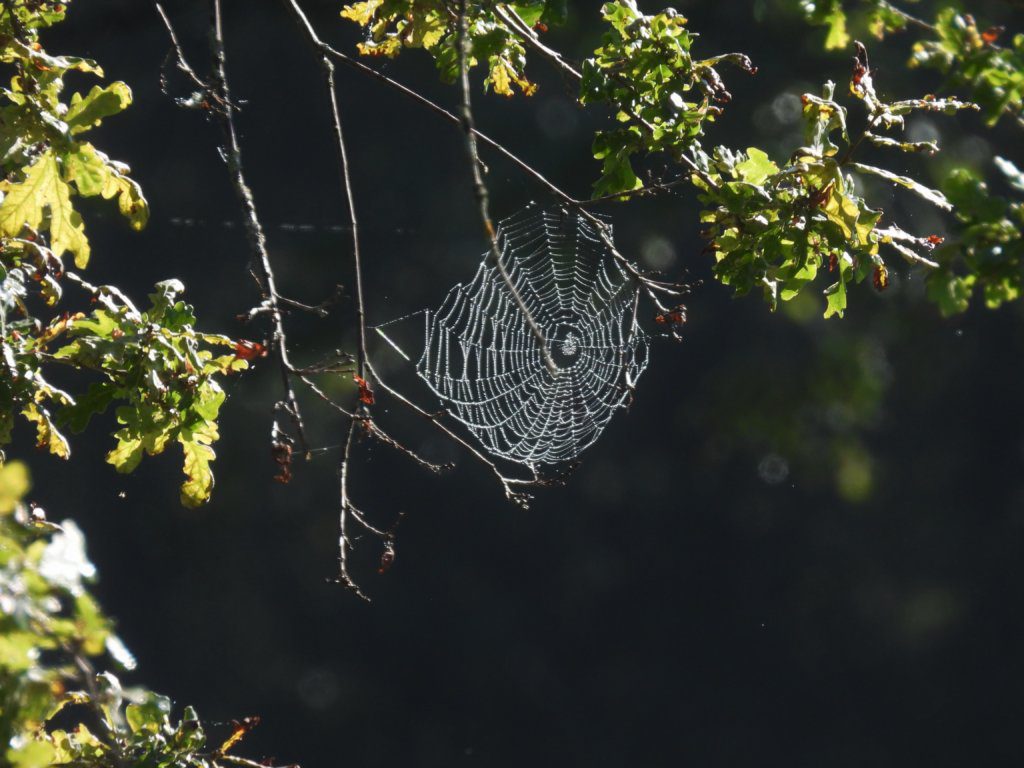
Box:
(155, 1), (314, 458)
(455, 0), (558, 376)
(366, 360), (542, 508)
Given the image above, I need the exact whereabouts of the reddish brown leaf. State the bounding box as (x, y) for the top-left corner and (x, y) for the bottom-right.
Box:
(982, 26), (1003, 44)
(354, 374), (375, 406)
(234, 339), (267, 361)
(271, 441), (292, 484)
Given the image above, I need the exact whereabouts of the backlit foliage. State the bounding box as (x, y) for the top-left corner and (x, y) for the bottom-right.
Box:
(698, 50), (975, 318)
(340, 0), (566, 95)
(341, 0), (1021, 317)
(579, 1), (756, 197)
(0, 0), (246, 505)
(799, 0), (1024, 313)
(0, 462), (279, 767)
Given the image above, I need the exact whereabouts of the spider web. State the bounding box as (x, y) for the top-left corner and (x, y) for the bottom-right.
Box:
(381, 204), (649, 468)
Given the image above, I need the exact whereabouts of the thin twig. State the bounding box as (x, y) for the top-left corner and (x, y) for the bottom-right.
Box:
(319, 54), (372, 591)
(493, 4), (581, 80)
(282, 0), (682, 312)
(337, 418), (369, 600)
(456, 0), (558, 376)
(282, 0), (578, 207)
(366, 360), (540, 507)
(200, 0), (311, 456)
(874, 0), (936, 33)
(324, 59), (369, 382)
(154, 2), (209, 92)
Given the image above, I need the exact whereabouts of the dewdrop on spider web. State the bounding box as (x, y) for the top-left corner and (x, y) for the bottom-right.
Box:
(375, 204), (651, 470)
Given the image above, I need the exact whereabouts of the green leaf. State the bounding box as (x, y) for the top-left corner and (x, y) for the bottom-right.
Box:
(734, 147), (778, 186)
(125, 694), (172, 735)
(0, 631), (39, 672)
(62, 144), (109, 197)
(106, 435), (145, 474)
(865, 133), (938, 154)
(823, 4), (849, 50)
(822, 185), (861, 241)
(6, 739), (55, 768)
(927, 271), (976, 316)
(0, 460), (30, 514)
(63, 143), (149, 229)
(57, 383), (118, 434)
(74, 593), (110, 653)
(64, 82), (133, 135)
(823, 263), (849, 319)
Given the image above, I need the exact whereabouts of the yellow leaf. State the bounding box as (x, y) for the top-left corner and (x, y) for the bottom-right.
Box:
(106, 437), (144, 473)
(823, 186), (860, 241)
(180, 437), (215, 508)
(408, 11), (446, 50)
(489, 59), (514, 97)
(0, 153), (90, 267)
(356, 38), (402, 57)
(21, 403), (70, 459)
(341, 0), (384, 25)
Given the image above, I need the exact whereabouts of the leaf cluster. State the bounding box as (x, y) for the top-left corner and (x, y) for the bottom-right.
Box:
(926, 160), (1024, 314)
(580, 0), (755, 197)
(697, 48), (973, 317)
(802, 1), (1024, 128)
(47, 281), (247, 507)
(340, 0), (565, 96)
(910, 9), (1024, 128)
(0, 462), (281, 768)
(0, 1), (247, 506)
(799, 0), (907, 51)
(335, 1), (1022, 318)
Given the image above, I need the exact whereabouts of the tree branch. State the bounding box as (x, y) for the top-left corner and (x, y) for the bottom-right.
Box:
(456, 0), (559, 376)
(155, 0), (313, 457)
(366, 360), (541, 507)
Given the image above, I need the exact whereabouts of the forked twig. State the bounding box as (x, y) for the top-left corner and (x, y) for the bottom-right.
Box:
(156, 0), (313, 456)
(366, 361), (541, 507)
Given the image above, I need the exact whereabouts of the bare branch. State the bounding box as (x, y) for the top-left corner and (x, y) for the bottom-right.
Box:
(337, 418), (370, 601)
(493, 4), (581, 80)
(212, 0), (311, 452)
(323, 59), (369, 382)
(455, 0), (558, 376)
(154, 1), (314, 457)
(366, 361), (540, 507)
(281, 0), (684, 314)
(154, 2), (209, 92)
(283, 0), (578, 205)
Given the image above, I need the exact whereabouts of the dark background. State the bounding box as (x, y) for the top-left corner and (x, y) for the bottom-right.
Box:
(20, 0), (1024, 765)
